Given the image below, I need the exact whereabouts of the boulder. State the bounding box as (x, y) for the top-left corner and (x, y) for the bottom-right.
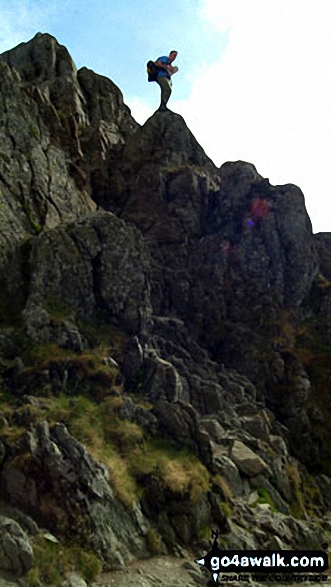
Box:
(0, 516), (33, 575)
(152, 401), (212, 465)
(144, 356), (183, 402)
(230, 441), (268, 477)
(60, 574), (87, 587)
(212, 453), (243, 497)
(241, 413), (271, 441)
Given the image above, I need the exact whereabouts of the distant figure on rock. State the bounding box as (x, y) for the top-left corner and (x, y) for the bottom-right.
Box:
(154, 50), (178, 111)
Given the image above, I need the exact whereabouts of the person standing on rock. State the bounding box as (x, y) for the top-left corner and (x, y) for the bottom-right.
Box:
(154, 51), (178, 111)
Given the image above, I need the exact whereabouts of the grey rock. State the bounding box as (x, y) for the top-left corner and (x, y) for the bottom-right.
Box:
(118, 398), (157, 434)
(251, 476), (290, 515)
(285, 516), (328, 550)
(247, 491), (259, 506)
(144, 356), (183, 402)
(168, 494), (211, 546)
(0, 57), (95, 278)
(2, 468), (38, 509)
(269, 435), (288, 456)
(3, 421), (150, 569)
(0, 441), (6, 465)
(270, 457), (292, 502)
(230, 441), (268, 477)
(316, 474), (331, 510)
(53, 319), (88, 352)
(42, 532), (59, 544)
(200, 417), (225, 443)
(0, 516), (33, 576)
(241, 413), (271, 441)
(23, 211), (152, 339)
(121, 336), (144, 385)
(189, 376), (228, 416)
(267, 535), (287, 549)
(152, 400), (212, 465)
(1, 507), (40, 536)
(211, 451), (243, 497)
(226, 519), (258, 550)
(60, 574), (87, 587)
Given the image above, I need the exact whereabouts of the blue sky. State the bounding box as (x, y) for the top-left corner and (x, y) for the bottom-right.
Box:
(0, 0), (227, 102)
(1, 0), (331, 234)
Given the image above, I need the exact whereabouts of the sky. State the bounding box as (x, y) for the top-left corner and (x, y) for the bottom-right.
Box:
(0, 0), (330, 234)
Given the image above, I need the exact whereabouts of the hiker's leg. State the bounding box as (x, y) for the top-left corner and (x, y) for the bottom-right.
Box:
(157, 77), (172, 108)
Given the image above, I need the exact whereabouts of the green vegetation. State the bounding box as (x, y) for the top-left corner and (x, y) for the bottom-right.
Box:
(198, 526), (212, 541)
(22, 201), (43, 235)
(0, 328), (210, 509)
(25, 534), (101, 586)
(212, 474), (232, 501)
(43, 294), (74, 321)
(1, 389), (210, 509)
(29, 125), (40, 141)
(219, 501), (232, 518)
(146, 527), (163, 555)
(285, 464), (306, 519)
(128, 439), (210, 504)
(21, 340), (120, 401)
(303, 475), (323, 517)
(77, 319), (129, 355)
(256, 487), (277, 511)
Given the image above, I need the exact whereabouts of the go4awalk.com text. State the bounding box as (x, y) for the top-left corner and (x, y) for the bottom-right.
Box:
(196, 547), (328, 583)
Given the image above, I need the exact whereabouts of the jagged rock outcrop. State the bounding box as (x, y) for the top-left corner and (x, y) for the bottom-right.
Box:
(1, 421), (150, 570)
(23, 210), (152, 340)
(110, 117), (318, 357)
(0, 32), (137, 140)
(104, 112), (325, 467)
(1, 32), (331, 585)
(0, 58), (94, 254)
(0, 32), (138, 320)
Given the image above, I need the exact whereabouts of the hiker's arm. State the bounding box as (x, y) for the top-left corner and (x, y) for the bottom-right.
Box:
(155, 59), (171, 70)
(168, 65), (178, 76)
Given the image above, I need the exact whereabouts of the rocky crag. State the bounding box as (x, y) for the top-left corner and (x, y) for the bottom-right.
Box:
(1, 33), (331, 585)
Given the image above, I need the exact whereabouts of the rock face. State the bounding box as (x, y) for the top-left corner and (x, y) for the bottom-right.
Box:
(1, 32), (331, 581)
(1, 422), (149, 569)
(0, 516), (34, 575)
(0, 32), (137, 318)
(23, 210), (152, 340)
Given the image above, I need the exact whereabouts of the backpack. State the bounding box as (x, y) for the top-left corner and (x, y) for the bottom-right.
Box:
(147, 60), (160, 82)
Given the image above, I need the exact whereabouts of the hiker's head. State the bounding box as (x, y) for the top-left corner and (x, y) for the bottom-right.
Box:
(169, 50), (178, 62)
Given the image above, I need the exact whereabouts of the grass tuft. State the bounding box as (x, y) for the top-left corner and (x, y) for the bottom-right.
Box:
(24, 534), (102, 586)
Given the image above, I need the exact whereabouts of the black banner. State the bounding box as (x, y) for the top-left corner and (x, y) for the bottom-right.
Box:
(196, 548), (328, 575)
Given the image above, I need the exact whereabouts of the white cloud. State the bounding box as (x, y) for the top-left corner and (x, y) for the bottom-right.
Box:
(169, 0), (331, 233)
